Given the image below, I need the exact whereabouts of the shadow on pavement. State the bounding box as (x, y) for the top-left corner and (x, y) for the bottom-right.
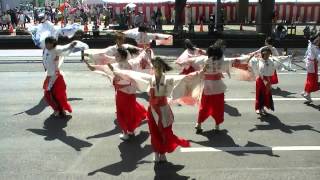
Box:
(271, 87), (296, 98)
(191, 129), (279, 157)
(86, 119), (148, 140)
(14, 97), (83, 116)
(154, 162), (190, 180)
(88, 131), (152, 176)
(27, 115), (92, 151)
(224, 103), (241, 117)
(250, 114), (320, 134)
(304, 101), (320, 111)
(86, 119), (121, 139)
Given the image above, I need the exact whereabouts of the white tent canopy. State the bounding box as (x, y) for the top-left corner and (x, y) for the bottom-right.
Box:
(102, 0), (319, 3)
(82, 0), (108, 5)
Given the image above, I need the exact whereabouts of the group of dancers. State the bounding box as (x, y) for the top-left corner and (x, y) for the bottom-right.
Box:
(37, 22), (320, 163)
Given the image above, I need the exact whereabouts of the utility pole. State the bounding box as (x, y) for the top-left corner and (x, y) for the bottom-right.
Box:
(256, 0), (275, 35)
(237, 0), (248, 23)
(215, 0), (223, 32)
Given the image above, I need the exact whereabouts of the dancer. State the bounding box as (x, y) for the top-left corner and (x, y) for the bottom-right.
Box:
(111, 57), (190, 163)
(42, 37), (77, 117)
(84, 32), (143, 65)
(28, 18), (88, 117)
(175, 39), (206, 75)
(249, 47), (276, 115)
(301, 34), (320, 102)
(250, 37), (280, 85)
(193, 45), (231, 134)
(172, 45), (255, 132)
(123, 25), (173, 49)
(83, 47), (147, 141)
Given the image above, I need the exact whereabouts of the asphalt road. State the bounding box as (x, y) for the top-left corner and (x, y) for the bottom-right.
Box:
(0, 49), (319, 180)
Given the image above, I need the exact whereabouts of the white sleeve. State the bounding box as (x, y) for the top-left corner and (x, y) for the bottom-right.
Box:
(272, 47), (280, 56)
(113, 70), (152, 92)
(249, 57), (259, 76)
(55, 44), (72, 56)
(125, 31), (139, 40)
(315, 48), (320, 62)
(123, 44), (140, 50)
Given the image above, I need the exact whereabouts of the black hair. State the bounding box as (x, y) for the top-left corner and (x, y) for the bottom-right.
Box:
(261, 46), (272, 54)
(117, 47), (128, 59)
(115, 32), (125, 40)
(207, 45), (223, 60)
(45, 36), (58, 47)
(138, 26), (148, 32)
(126, 47), (139, 55)
(265, 36), (274, 45)
(213, 39), (226, 49)
(184, 39), (196, 51)
(310, 32), (320, 43)
(151, 57), (173, 72)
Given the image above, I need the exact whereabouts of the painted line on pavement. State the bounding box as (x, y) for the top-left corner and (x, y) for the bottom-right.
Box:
(225, 98), (320, 101)
(181, 146), (320, 152)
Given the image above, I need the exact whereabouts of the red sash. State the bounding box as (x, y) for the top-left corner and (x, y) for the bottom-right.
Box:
(204, 73), (223, 80)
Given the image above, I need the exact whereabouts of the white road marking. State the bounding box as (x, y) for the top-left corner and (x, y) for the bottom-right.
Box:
(181, 146), (320, 152)
(225, 98), (320, 101)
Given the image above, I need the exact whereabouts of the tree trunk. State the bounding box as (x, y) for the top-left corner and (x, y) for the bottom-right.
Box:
(174, 0), (187, 32)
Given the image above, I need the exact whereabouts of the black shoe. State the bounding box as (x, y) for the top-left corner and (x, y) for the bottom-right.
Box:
(195, 127), (203, 134)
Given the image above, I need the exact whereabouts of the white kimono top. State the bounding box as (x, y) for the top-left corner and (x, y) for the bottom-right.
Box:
(202, 57), (230, 95)
(92, 54), (155, 94)
(103, 44), (140, 57)
(250, 58), (275, 78)
(111, 72), (181, 128)
(175, 48), (206, 70)
(304, 41), (320, 73)
(124, 28), (173, 48)
(43, 44), (73, 90)
(148, 75), (175, 127)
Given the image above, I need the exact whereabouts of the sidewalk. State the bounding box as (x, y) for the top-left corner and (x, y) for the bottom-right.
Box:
(0, 49), (178, 62)
(1, 22), (313, 36)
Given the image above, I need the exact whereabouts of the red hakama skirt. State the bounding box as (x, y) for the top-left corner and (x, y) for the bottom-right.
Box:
(255, 76), (274, 111)
(270, 70), (279, 85)
(147, 90), (190, 154)
(147, 106), (190, 154)
(180, 65), (196, 75)
(43, 74), (72, 113)
(197, 93), (224, 125)
(115, 90), (147, 133)
(304, 61), (319, 93)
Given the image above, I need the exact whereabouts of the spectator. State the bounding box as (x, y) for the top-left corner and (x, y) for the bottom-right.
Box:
(311, 25), (318, 37)
(9, 10), (17, 28)
(155, 7), (162, 31)
(103, 7), (109, 28)
(171, 9), (175, 24)
(53, 9), (58, 24)
(34, 9), (39, 23)
(134, 11), (144, 27)
(5, 12), (11, 29)
(63, 6), (69, 25)
(0, 13), (3, 30)
(303, 25), (311, 39)
(129, 10), (135, 28)
(275, 24), (287, 40)
(151, 11), (156, 31)
(80, 9), (88, 25)
(18, 11), (26, 29)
